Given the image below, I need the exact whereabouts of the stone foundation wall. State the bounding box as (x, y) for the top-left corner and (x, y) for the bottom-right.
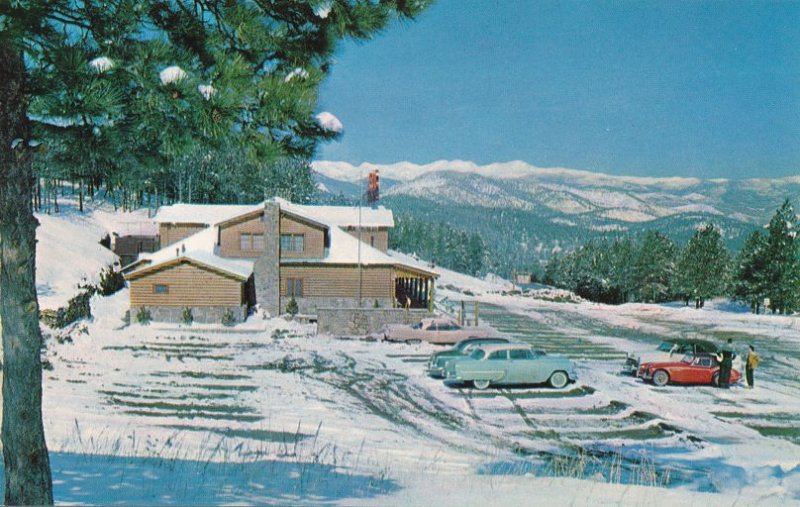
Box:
(317, 308), (432, 336)
(132, 305), (247, 324)
(291, 296), (395, 316)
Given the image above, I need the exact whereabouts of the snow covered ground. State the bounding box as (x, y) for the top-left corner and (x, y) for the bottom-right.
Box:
(3, 202), (800, 505)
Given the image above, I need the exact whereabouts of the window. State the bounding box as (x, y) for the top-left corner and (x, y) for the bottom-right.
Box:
(280, 234), (292, 252)
(488, 350), (508, 361)
(153, 284), (169, 294)
(510, 349), (533, 360)
(240, 233), (265, 251)
(281, 234), (305, 253)
(251, 234), (265, 251)
(286, 278), (303, 297)
(470, 349), (486, 360)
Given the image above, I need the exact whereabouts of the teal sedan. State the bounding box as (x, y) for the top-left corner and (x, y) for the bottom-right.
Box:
(428, 337), (512, 378)
(443, 344), (577, 390)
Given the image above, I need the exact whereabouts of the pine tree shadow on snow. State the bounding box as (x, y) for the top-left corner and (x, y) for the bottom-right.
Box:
(0, 452), (398, 505)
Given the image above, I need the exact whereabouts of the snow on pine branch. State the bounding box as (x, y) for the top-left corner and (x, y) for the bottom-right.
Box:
(89, 56), (114, 73)
(197, 84), (216, 100)
(285, 68), (310, 82)
(159, 66), (188, 85)
(315, 111), (343, 133)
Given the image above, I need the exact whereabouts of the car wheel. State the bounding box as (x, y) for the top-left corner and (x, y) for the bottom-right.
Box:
(548, 371), (569, 389)
(652, 369), (670, 387)
(712, 372), (720, 387)
(473, 379), (491, 390)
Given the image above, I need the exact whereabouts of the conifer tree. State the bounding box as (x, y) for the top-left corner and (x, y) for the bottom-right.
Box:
(0, 1), (430, 503)
(633, 231), (677, 303)
(761, 199), (800, 314)
(675, 224), (730, 308)
(732, 229), (769, 313)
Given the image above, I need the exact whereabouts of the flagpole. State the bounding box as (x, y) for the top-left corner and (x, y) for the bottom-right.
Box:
(357, 169), (363, 307)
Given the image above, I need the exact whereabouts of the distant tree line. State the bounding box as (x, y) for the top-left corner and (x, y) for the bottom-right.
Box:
(390, 214), (488, 277)
(33, 143), (318, 214)
(544, 200), (800, 314)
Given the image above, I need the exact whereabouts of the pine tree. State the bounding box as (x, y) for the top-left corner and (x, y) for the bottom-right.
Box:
(732, 229), (769, 313)
(633, 231), (677, 303)
(762, 199), (800, 314)
(675, 224), (730, 308)
(0, 2), (430, 503)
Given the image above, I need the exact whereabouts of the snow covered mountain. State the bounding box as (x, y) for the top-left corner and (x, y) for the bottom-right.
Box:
(313, 160), (800, 271)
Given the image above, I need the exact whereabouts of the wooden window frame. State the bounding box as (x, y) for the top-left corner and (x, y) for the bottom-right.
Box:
(286, 278), (303, 297)
(280, 233), (305, 253)
(240, 233), (265, 251)
(153, 284), (169, 294)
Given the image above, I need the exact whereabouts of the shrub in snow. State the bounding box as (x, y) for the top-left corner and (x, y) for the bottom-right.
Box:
(50, 287), (95, 328)
(181, 307), (193, 325)
(98, 265), (125, 296)
(136, 306), (152, 325)
(373, 299), (380, 308)
(159, 65), (187, 85)
(285, 296), (299, 316)
(221, 309), (236, 327)
(121, 310), (130, 327)
(315, 111), (343, 133)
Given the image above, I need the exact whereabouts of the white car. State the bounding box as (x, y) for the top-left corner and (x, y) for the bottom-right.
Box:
(382, 318), (492, 344)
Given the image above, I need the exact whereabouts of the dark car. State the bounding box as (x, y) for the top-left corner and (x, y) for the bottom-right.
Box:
(624, 338), (718, 375)
(428, 337), (512, 378)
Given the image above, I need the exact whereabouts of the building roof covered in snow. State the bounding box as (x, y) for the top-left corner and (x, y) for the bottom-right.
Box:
(123, 226), (254, 280)
(153, 199), (393, 229)
(129, 197), (427, 279)
(274, 197), (394, 228)
(153, 203), (262, 225)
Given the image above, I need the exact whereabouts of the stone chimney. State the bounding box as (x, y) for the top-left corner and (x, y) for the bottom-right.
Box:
(254, 200), (280, 316)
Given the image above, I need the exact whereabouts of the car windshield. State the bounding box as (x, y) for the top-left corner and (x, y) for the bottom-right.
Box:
(469, 349), (486, 360)
(412, 322), (423, 330)
(455, 341), (473, 352)
(657, 341), (676, 352)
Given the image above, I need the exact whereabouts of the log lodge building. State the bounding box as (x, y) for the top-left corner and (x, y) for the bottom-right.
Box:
(122, 198), (437, 323)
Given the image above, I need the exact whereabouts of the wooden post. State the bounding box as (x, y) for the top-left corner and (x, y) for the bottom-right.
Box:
(474, 301), (479, 327)
(460, 300), (465, 326)
(428, 279), (434, 312)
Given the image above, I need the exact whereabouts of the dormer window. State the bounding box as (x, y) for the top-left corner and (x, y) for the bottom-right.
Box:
(240, 233), (265, 251)
(280, 234), (304, 253)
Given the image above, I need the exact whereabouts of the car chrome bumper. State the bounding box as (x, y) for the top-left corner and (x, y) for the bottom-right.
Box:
(428, 366), (445, 377)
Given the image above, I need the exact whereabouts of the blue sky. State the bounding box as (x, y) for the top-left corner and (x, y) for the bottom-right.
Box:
(316, 1), (800, 179)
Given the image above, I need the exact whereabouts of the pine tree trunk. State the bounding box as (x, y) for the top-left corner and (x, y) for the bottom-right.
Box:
(0, 39), (55, 505)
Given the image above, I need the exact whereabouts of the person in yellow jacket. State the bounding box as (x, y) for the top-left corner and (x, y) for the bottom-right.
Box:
(745, 345), (759, 389)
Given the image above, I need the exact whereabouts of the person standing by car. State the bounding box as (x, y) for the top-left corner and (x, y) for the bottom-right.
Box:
(745, 345), (759, 389)
(716, 338), (736, 388)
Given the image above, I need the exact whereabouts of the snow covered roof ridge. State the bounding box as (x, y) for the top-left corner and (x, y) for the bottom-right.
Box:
(154, 198), (394, 229)
(124, 226), (254, 280)
(153, 202), (264, 226)
(273, 197), (394, 228)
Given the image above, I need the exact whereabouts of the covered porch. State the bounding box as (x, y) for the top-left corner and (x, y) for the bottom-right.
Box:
(394, 267), (436, 310)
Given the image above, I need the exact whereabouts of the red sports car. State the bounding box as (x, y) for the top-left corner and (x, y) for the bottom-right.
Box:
(638, 353), (741, 387)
